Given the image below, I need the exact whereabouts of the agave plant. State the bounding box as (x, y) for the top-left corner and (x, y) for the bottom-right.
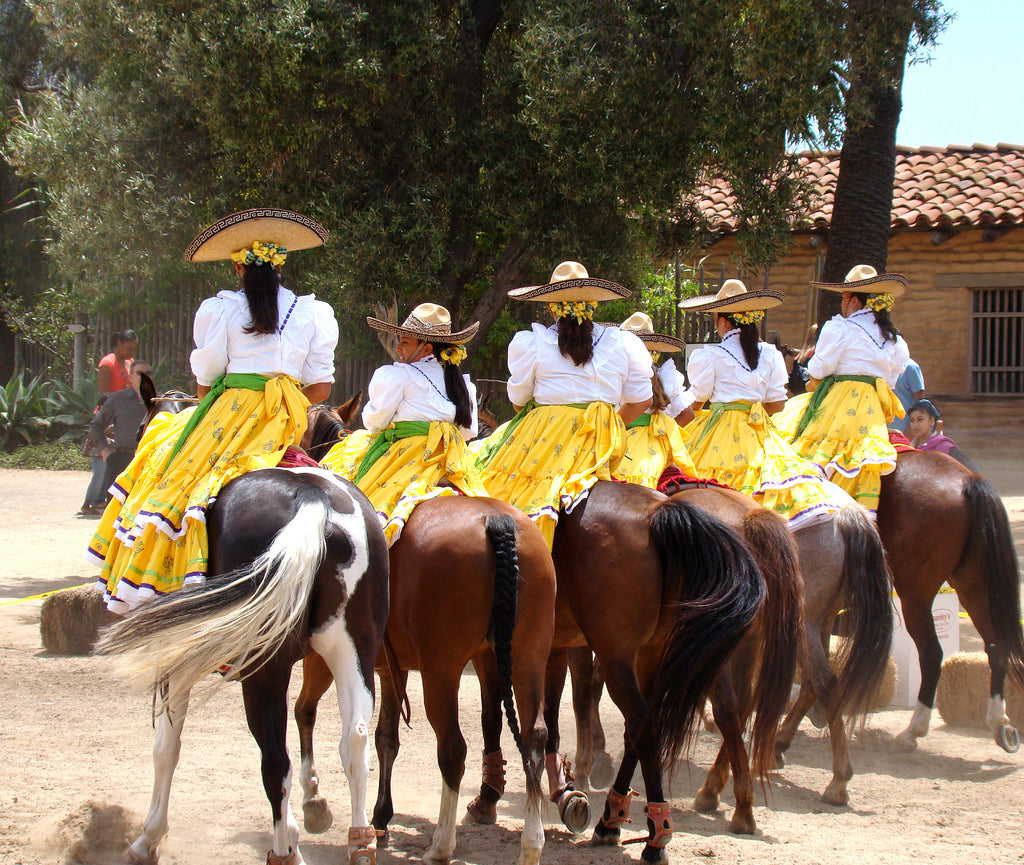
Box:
(44, 377), (102, 431)
(0, 372), (53, 450)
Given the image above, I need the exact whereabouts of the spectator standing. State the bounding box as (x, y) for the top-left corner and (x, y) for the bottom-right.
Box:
(96, 329), (138, 395)
(90, 361), (152, 502)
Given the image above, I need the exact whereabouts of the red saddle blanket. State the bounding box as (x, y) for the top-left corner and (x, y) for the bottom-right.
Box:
(656, 465), (731, 494)
(278, 446), (321, 469)
(888, 430), (917, 454)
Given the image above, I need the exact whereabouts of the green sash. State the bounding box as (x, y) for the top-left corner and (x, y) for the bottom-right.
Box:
(692, 401), (752, 449)
(791, 374), (877, 441)
(354, 420), (431, 483)
(474, 400), (590, 469)
(162, 373), (269, 473)
(626, 413), (653, 429)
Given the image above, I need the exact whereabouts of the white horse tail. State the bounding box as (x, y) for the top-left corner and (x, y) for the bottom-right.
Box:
(98, 484), (330, 701)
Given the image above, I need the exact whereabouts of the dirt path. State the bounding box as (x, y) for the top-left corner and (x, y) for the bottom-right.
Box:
(1, 469), (1022, 865)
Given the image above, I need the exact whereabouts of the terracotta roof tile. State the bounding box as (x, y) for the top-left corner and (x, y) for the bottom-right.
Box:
(694, 144), (1024, 235)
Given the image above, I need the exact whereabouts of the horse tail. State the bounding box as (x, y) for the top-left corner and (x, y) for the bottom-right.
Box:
(740, 507), (802, 781)
(832, 503), (894, 723)
(960, 475), (1024, 689)
(97, 484), (331, 700)
(485, 513), (527, 762)
(643, 499), (766, 768)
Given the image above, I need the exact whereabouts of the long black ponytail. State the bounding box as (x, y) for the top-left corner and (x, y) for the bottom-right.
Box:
(241, 265), (281, 335)
(431, 344), (474, 429)
(853, 292), (900, 344)
(721, 315), (761, 369)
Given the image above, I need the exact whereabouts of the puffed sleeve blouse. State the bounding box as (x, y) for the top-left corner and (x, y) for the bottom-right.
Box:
(657, 358), (695, 418)
(687, 330), (789, 405)
(807, 309), (910, 387)
(190, 287), (339, 388)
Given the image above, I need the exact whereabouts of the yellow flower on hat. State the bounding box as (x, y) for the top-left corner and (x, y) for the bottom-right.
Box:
(548, 300), (597, 324)
(866, 292), (894, 313)
(230, 240), (288, 268)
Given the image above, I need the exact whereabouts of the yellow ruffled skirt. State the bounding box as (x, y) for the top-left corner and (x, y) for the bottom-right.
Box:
(619, 413), (698, 489)
(321, 422), (487, 546)
(479, 402), (626, 548)
(774, 379), (902, 513)
(683, 402), (838, 529)
(87, 377), (309, 613)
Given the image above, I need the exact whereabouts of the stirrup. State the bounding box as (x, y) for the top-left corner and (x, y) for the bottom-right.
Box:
(348, 825), (380, 865)
(644, 802), (674, 849)
(266, 849), (299, 865)
(601, 787), (637, 829)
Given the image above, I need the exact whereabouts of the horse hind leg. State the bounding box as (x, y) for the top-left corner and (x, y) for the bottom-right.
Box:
(894, 598), (943, 751)
(421, 669), (467, 865)
(127, 682), (190, 865)
(467, 650), (507, 825)
(294, 652), (336, 834)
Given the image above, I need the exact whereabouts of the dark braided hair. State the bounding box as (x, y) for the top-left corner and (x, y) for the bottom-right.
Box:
(721, 315), (761, 369)
(852, 292), (900, 344)
(431, 344), (474, 429)
(557, 317), (595, 366)
(241, 264), (281, 335)
(650, 365), (670, 413)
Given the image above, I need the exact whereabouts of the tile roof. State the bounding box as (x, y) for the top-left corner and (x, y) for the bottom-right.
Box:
(696, 143), (1024, 235)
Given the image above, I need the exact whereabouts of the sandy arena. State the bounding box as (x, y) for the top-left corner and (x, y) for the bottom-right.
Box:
(1, 466), (1023, 865)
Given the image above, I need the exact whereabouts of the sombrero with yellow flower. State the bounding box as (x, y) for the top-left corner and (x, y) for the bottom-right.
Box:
(619, 312), (685, 352)
(184, 208), (328, 263)
(366, 303), (479, 345)
(811, 264), (907, 298)
(507, 261), (631, 302)
(677, 279), (783, 314)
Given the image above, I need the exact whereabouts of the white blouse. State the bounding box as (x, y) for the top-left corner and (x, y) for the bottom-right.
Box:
(656, 358), (695, 418)
(807, 309), (910, 387)
(687, 330), (789, 405)
(362, 355), (478, 440)
(191, 287), (339, 387)
(507, 323), (653, 407)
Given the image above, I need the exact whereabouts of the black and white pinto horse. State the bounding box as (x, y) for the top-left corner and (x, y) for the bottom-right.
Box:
(99, 389), (390, 865)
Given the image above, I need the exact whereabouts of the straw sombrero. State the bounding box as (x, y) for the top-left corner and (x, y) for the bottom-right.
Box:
(619, 312), (685, 352)
(677, 279), (783, 314)
(366, 303), (479, 345)
(811, 264), (907, 298)
(184, 208), (328, 262)
(507, 261), (631, 302)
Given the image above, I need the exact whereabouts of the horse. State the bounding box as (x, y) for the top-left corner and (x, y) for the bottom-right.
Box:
(469, 481), (803, 840)
(876, 449), (1024, 752)
(96, 390), (391, 865)
(288, 405), (558, 865)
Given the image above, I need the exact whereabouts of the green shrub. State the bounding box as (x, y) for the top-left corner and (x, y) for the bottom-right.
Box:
(0, 371), (53, 449)
(0, 438), (90, 470)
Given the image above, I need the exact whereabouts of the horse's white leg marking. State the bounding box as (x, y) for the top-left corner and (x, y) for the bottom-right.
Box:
(425, 783), (460, 865)
(896, 701), (932, 750)
(518, 786), (545, 865)
(986, 695), (1011, 730)
(128, 685), (189, 864)
(270, 763), (305, 864)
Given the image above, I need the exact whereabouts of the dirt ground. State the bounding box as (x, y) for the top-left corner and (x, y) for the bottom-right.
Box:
(2, 467), (1023, 865)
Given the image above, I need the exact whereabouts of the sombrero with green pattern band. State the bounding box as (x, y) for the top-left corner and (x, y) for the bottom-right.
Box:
(810, 264), (906, 298)
(678, 279), (783, 314)
(366, 302), (480, 345)
(184, 208), (328, 262)
(619, 312), (685, 352)
(507, 261), (631, 302)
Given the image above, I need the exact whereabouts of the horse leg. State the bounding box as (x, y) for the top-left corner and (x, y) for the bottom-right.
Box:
(467, 651), (508, 824)
(807, 620), (853, 806)
(567, 647), (595, 786)
(242, 663), (304, 865)
(314, 639), (378, 865)
(294, 651), (336, 833)
(371, 664), (407, 847)
(544, 648), (590, 834)
(421, 668), (466, 865)
(127, 682), (190, 865)
(894, 594), (943, 751)
(511, 644), (551, 865)
(774, 680), (817, 768)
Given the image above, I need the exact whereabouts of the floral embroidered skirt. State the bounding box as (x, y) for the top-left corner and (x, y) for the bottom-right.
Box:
(619, 413), (698, 489)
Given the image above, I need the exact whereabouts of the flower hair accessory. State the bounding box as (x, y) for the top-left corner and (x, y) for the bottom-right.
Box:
(866, 292), (894, 313)
(229, 241), (288, 268)
(649, 350), (662, 364)
(440, 344), (467, 366)
(548, 300), (597, 324)
(729, 309), (764, 326)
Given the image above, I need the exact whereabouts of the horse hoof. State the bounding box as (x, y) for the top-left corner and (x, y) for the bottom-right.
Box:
(558, 790), (591, 834)
(692, 790), (719, 813)
(349, 850), (375, 865)
(127, 844), (158, 865)
(996, 724), (1020, 753)
(466, 795), (498, 824)
(640, 844), (669, 864)
(894, 731), (919, 752)
(729, 812), (757, 835)
(303, 795), (334, 834)
(808, 701), (828, 729)
(590, 823), (621, 847)
(821, 783), (849, 807)
(588, 752), (615, 790)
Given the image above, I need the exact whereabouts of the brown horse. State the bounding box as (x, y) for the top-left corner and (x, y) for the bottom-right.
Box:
(290, 406), (558, 865)
(876, 449), (1024, 752)
(466, 481), (769, 863)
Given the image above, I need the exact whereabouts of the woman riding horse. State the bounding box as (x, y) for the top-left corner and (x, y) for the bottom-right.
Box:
(477, 260), (653, 548)
(320, 302), (488, 545)
(87, 208), (339, 613)
(777, 264), (910, 513)
(614, 312), (699, 488)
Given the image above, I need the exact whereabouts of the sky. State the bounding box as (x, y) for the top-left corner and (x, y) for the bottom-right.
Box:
(896, 0), (1024, 148)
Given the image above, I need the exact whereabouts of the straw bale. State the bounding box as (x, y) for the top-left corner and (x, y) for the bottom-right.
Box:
(40, 584), (118, 656)
(935, 652), (1024, 729)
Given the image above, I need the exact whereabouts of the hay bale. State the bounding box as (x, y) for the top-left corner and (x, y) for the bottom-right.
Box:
(935, 652), (1024, 730)
(40, 584), (118, 655)
(793, 637), (897, 711)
